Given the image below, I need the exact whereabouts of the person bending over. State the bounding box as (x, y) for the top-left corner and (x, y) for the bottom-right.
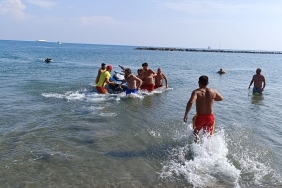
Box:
(119, 68), (142, 95)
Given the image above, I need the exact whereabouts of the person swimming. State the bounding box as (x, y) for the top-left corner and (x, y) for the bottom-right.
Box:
(217, 68), (226, 74)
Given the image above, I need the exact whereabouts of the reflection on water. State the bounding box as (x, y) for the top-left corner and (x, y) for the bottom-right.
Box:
(251, 93), (264, 105)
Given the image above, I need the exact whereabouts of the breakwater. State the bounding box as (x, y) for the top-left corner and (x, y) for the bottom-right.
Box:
(135, 47), (282, 54)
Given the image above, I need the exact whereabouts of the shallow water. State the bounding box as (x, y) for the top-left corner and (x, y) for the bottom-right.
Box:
(0, 40), (282, 187)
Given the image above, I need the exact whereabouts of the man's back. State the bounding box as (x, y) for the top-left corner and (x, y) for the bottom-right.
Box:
(253, 74), (265, 88)
(195, 88), (222, 114)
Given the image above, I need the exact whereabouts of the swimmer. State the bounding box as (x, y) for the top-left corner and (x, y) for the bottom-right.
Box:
(183, 75), (223, 143)
(217, 68), (226, 74)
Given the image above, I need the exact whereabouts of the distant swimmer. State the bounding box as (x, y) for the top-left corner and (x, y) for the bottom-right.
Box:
(96, 65), (115, 94)
(95, 63), (106, 84)
(140, 62), (156, 92)
(248, 68), (266, 94)
(183, 75), (223, 143)
(154, 67), (168, 89)
(217, 68), (226, 74)
(119, 68), (142, 95)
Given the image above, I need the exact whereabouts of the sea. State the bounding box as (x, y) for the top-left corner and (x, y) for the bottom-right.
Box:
(0, 40), (282, 188)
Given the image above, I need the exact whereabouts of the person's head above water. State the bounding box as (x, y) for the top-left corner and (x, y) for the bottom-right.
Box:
(198, 75), (209, 86)
(256, 68), (261, 74)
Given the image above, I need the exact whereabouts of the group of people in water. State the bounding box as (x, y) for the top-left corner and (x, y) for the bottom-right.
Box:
(184, 68), (266, 142)
(95, 63), (266, 143)
(95, 62), (168, 95)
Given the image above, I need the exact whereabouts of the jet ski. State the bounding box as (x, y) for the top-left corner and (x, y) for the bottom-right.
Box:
(44, 58), (52, 63)
(107, 65), (128, 93)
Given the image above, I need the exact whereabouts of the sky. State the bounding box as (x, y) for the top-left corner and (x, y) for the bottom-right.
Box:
(1, 0), (282, 51)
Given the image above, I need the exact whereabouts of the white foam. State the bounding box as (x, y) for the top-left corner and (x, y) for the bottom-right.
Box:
(100, 112), (117, 117)
(41, 90), (121, 102)
(160, 128), (241, 187)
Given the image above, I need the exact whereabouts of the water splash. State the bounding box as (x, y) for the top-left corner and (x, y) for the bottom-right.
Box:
(160, 128), (240, 187)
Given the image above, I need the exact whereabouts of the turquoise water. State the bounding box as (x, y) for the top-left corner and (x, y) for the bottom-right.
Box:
(0, 40), (282, 187)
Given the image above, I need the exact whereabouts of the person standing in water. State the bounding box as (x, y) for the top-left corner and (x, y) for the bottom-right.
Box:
(95, 63), (106, 84)
(119, 68), (143, 95)
(140, 62), (156, 92)
(183, 75), (223, 143)
(154, 67), (168, 89)
(248, 68), (266, 94)
(96, 65), (115, 94)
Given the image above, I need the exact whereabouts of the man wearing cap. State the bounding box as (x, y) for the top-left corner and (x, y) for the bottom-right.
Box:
(95, 63), (106, 84)
(96, 65), (115, 94)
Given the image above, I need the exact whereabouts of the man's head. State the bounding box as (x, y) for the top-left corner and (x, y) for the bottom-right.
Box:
(106, 65), (113, 72)
(198, 75), (209, 86)
(101, 63), (106, 69)
(256, 68), (261, 74)
(137, 68), (143, 75)
(124, 68), (132, 75)
(124, 68), (132, 79)
(157, 68), (162, 74)
(142, 62), (148, 70)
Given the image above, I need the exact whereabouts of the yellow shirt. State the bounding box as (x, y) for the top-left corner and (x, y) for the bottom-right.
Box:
(96, 70), (111, 87)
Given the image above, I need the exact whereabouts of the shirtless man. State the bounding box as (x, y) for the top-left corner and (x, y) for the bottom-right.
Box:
(154, 68), (168, 89)
(140, 62), (156, 92)
(119, 68), (143, 95)
(183, 75), (223, 142)
(248, 68), (266, 94)
(95, 63), (106, 84)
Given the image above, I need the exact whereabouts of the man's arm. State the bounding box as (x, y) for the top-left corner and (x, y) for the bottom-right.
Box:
(183, 91), (197, 122)
(149, 69), (157, 77)
(105, 78), (115, 85)
(214, 90), (223, 101)
(248, 76), (254, 89)
(262, 75), (266, 90)
(163, 74), (168, 88)
(133, 75), (143, 89)
(118, 79), (126, 87)
(95, 69), (102, 84)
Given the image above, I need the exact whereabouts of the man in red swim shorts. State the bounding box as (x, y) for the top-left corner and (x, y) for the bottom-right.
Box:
(140, 62), (156, 92)
(183, 75), (223, 143)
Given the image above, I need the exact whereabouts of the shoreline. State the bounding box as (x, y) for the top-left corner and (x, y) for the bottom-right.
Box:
(135, 47), (282, 54)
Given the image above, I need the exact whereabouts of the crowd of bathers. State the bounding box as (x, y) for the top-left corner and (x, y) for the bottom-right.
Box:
(95, 62), (168, 95)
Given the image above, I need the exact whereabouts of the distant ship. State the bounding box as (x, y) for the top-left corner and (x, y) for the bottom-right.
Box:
(36, 39), (46, 42)
(57, 41), (62, 44)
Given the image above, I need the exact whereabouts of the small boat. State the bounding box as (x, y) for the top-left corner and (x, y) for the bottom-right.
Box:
(36, 39), (46, 42)
(57, 41), (62, 44)
(44, 58), (52, 63)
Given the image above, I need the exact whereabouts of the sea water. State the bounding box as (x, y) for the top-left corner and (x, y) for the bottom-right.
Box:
(0, 40), (282, 187)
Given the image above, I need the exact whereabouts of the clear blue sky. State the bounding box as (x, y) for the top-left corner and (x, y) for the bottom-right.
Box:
(1, 0), (282, 51)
